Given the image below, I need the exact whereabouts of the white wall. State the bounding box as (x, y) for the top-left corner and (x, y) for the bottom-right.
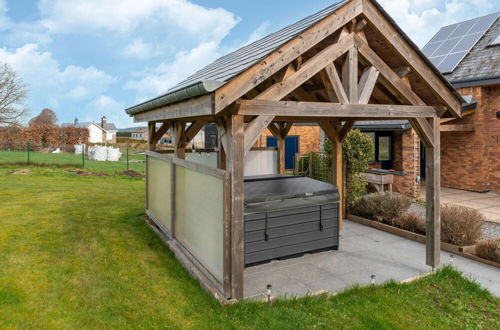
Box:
(184, 149), (277, 177)
(88, 124), (103, 143)
(244, 149), (277, 176)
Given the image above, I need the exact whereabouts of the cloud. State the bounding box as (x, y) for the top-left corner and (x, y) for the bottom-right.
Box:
(379, 0), (498, 46)
(243, 21), (271, 46)
(38, 0), (240, 42)
(125, 41), (221, 101)
(85, 95), (132, 127)
(0, 43), (115, 117)
(123, 38), (157, 60)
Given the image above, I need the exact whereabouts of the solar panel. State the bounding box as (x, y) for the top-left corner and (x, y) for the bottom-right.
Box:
(422, 12), (499, 73)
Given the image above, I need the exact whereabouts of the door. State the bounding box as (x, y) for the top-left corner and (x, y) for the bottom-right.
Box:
(267, 136), (300, 170)
(376, 132), (393, 170)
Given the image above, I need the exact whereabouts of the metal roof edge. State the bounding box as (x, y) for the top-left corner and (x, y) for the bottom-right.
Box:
(125, 79), (225, 116)
(451, 77), (500, 88)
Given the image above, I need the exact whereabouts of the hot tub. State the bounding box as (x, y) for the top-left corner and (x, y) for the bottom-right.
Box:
(244, 175), (340, 266)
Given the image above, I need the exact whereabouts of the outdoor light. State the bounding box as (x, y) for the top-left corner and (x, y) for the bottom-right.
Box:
(266, 284), (272, 305)
(370, 275), (376, 285)
(450, 254), (454, 266)
(496, 111), (500, 119)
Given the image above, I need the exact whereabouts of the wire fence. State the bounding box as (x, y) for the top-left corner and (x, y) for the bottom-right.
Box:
(0, 142), (146, 173)
(295, 152), (332, 183)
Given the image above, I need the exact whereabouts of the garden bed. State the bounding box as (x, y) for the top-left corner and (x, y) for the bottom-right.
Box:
(347, 214), (500, 268)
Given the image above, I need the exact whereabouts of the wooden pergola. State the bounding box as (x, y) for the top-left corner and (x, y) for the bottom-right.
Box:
(128, 0), (463, 301)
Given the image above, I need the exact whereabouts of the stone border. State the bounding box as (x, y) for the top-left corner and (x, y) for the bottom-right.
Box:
(347, 214), (500, 269)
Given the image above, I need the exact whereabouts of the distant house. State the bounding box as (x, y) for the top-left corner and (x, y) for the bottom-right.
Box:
(131, 127), (148, 141)
(62, 116), (118, 144)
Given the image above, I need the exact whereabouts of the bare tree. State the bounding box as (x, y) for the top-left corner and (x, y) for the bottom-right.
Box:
(0, 63), (29, 126)
(29, 108), (58, 126)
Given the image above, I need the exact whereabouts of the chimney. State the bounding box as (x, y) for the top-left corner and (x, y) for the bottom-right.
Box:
(74, 118), (79, 125)
(101, 116), (107, 130)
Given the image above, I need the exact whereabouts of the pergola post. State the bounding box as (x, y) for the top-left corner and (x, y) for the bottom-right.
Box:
(277, 137), (285, 174)
(425, 116), (441, 268)
(225, 114), (245, 300)
(268, 122), (292, 174)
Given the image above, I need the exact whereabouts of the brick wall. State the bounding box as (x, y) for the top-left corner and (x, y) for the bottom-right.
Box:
(392, 129), (420, 198)
(440, 86), (500, 192)
(257, 125), (321, 156)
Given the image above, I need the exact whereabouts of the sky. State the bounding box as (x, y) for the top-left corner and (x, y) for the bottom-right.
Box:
(0, 0), (498, 128)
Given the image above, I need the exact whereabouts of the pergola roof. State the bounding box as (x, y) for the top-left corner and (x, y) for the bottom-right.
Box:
(126, 0), (464, 117)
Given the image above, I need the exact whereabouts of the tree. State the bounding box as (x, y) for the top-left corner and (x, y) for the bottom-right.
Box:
(0, 63), (29, 126)
(29, 108), (58, 126)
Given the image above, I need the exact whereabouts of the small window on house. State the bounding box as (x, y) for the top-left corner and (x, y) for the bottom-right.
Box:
(378, 136), (391, 161)
(489, 34), (500, 47)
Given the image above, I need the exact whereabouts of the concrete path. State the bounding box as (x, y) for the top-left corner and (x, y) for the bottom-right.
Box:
(421, 187), (500, 224)
(244, 220), (499, 299)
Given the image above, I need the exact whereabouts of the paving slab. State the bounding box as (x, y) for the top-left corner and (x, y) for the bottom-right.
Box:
(244, 220), (500, 299)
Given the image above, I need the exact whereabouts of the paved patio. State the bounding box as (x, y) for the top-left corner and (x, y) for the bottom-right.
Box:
(244, 220), (500, 300)
(421, 187), (500, 224)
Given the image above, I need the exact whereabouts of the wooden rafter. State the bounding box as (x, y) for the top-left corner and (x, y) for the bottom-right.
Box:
(362, 0), (461, 117)
(358, 66), (379, 104)
(342, 48), (358, 103)
(214, 0), (363, 113)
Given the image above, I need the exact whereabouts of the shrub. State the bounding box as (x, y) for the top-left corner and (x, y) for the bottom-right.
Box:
(351, 192), (411, 222)
(324, 129), (374, 208)
(441, 204), (484, 246)
(393, 212), (426, 234)
(475, 239), (500, 263)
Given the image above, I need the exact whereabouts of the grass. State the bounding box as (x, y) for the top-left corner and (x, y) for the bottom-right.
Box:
(0, 166), (499, 329)
(0, 150), (145, 173)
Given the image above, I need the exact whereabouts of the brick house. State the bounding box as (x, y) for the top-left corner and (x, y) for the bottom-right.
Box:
(252, 12), (499, 198)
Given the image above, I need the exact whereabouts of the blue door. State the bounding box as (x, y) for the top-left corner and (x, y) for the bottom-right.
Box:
(266, 136), (299, 170)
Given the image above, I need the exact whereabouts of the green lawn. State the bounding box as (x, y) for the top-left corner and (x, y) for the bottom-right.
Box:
(0, 166), (498, 329)
(0, 150), (145, 173)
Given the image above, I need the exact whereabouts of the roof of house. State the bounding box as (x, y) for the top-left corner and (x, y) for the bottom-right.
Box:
(61, 122), (118, 132)
(425, 13), (500, 87)
(125, 0), (462, 116)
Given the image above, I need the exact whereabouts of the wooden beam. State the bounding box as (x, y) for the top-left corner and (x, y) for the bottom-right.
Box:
(225, 115), (245, 300)
(171, 121), (186, 159)
(409, 118), (434, 148)
(319, 120), (340, 143)
(440, 124), (475, 132)
(358, 66), (379, 104)
(425, 116), (441, 268)
(243, 116), (275, 155)
(323, 63), (349, 103)
(214, 0), (363, 112)
(362, 0), (461, 117)
(183, 120), (207, 146)
(148, 122), (157, 151)
(151, 122), (170, 143)
(134, 94), (214, 122)
(339, 120), (355, 141)
(342, 47), (358, 103)
(256, 34), (354, 102)
(354, 18), (367, 32)
(237, 100), (437, 118)
(394, 66), (411, 78)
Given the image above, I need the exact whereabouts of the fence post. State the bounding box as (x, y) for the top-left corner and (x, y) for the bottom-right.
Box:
(82, 144), (85, 168)
(126, 148), (129, 171)
(27, 141), (30, 165)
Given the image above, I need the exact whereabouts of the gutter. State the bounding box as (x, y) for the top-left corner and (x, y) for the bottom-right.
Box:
(451, 77), (500, 89)
(125, 80), (225, 116)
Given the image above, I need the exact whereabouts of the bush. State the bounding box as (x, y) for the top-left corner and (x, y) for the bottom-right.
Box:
(393, 212), (426, 234)
(351, 192), (411, 222)
(441, 204), (484, 246)
(324, 129), (374, 207)
(475, 239), (500, 263)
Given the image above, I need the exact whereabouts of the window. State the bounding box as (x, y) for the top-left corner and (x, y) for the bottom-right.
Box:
(378, 136), (391, 161)
(489, 34), (500, 47)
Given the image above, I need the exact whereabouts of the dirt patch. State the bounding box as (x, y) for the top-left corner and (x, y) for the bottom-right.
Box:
(117, 170), (144, 178)
(70, 170), (109, 177)
(9, 169), (31, 175)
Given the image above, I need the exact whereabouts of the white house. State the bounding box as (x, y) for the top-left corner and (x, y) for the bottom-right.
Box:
(62, 116), (118, 144)
(131, 127), (148, 141)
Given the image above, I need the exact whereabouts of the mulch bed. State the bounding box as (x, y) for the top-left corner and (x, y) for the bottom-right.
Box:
(70, 170), (109, 177)
(117, 170), (145, 178)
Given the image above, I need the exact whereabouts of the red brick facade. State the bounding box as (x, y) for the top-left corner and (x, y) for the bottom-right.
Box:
(392, 129), (420, 198)
(257, 125), (321, 156)
(441, 85), (500, 192)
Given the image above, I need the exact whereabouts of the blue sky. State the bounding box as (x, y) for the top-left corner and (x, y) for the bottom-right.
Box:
(0, 0), (498, 128)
